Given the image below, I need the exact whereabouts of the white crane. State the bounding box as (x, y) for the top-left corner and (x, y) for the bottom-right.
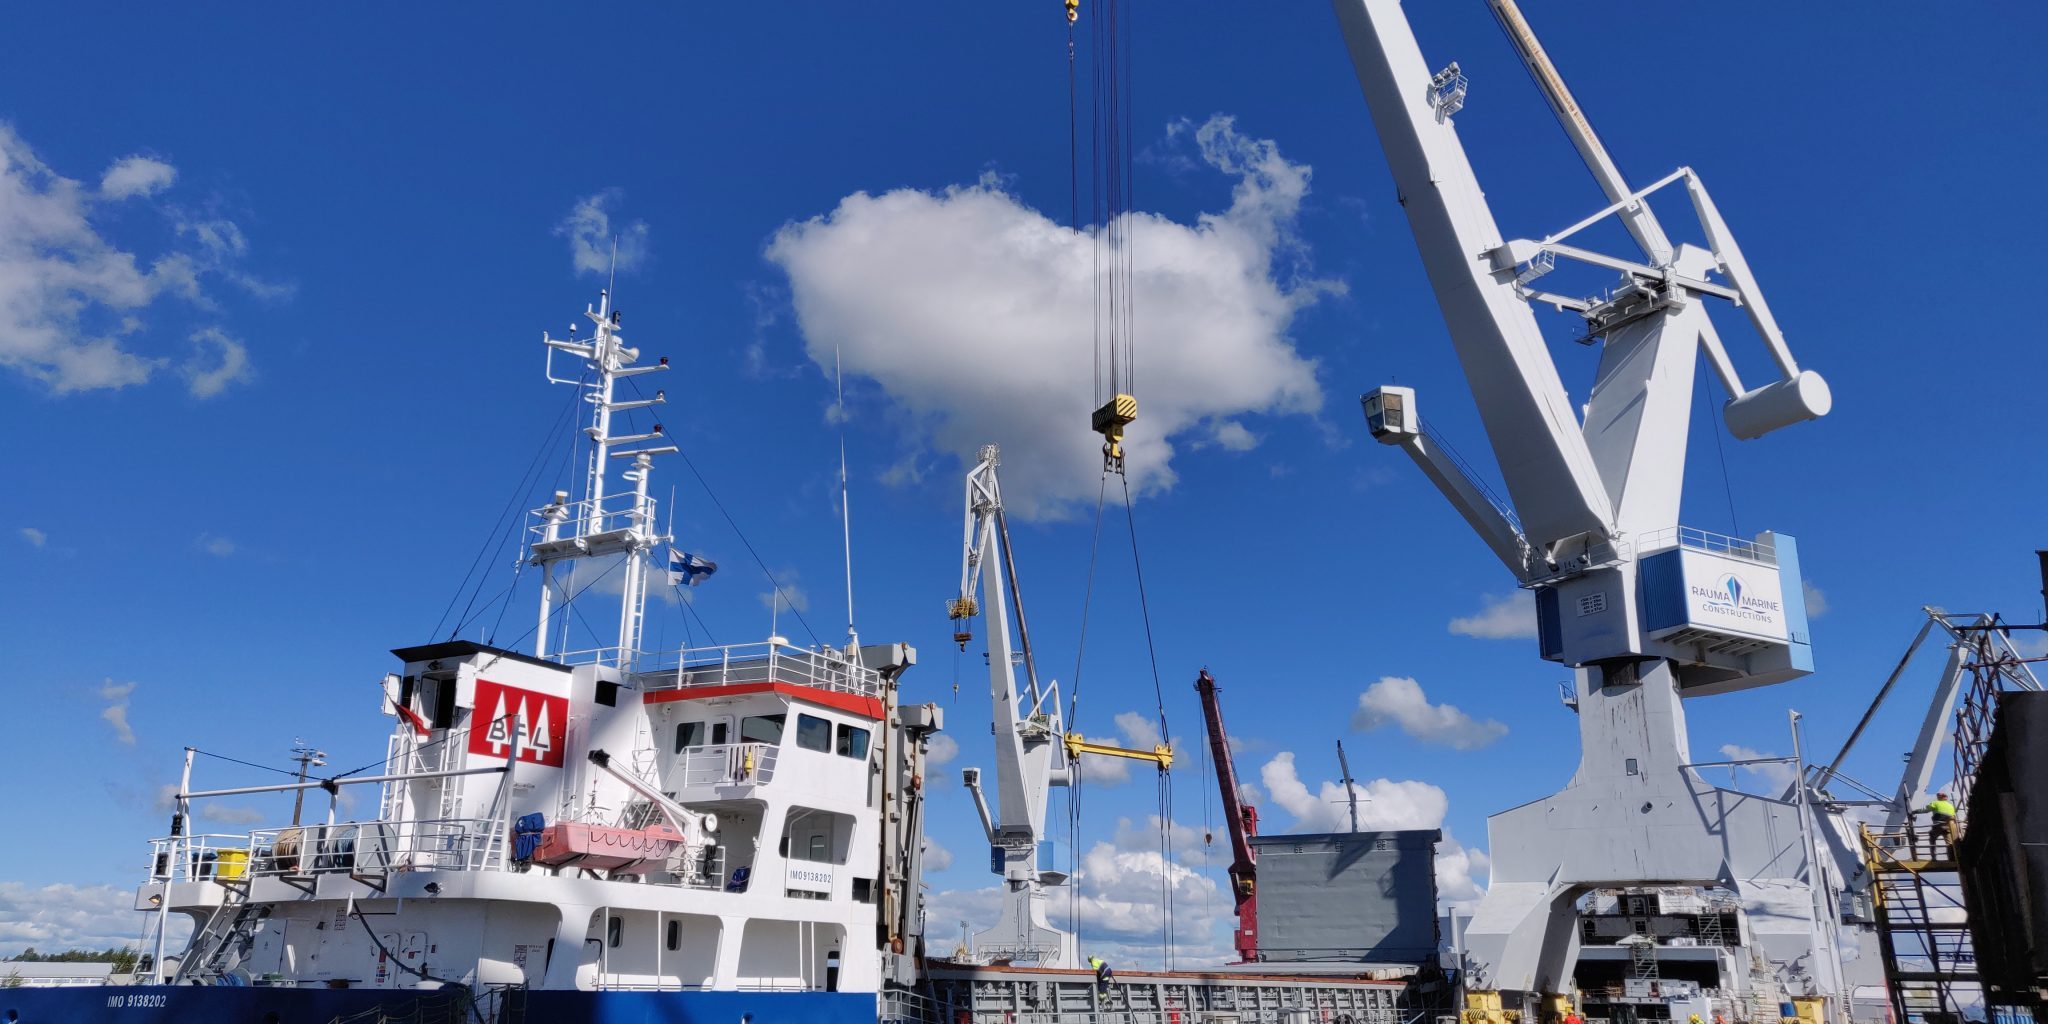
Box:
(1332, 0), (1860, 1014)
(949, 444), (1078, 968)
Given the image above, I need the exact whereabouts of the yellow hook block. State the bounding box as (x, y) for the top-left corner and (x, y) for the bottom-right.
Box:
(1092, 393), (1138, 469)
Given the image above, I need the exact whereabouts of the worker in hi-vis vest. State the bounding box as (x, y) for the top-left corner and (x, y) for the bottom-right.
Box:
(1089, 955), (1113, 991)
(1927, 791), (1958, 843)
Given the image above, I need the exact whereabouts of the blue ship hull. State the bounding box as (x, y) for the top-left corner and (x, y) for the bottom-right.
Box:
(1, 985), (877, 1023)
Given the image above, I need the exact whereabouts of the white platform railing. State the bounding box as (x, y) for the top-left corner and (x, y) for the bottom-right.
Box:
(674, 742), (779, 787)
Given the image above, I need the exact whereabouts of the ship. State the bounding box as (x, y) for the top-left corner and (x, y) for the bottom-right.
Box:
(1, 287), (1430, 1024)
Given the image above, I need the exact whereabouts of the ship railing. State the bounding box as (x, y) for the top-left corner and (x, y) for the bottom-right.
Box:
(642, 641), (884, 699)
(880, 987), (938, 1023)
(146, 833), (258, 884)
(1634, 525), (1777, 566)
(242, 817), (502, 877)
(674, 742), (779, 787)
(526, 490), (655, 546)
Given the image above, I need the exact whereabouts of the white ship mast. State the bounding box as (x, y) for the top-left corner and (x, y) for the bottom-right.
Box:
(532, 288), (675, 665)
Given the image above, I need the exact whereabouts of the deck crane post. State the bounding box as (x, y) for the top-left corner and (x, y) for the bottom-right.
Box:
(949, 444), (1077, 968)
(947, 445), (1174, 968)
(1330, 0), (1862, 1016)
(1196, 669), (1261, 963)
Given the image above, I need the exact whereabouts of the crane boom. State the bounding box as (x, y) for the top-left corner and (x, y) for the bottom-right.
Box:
(1330, 0), (1613, 552)
(1196, 669), (1260, 963)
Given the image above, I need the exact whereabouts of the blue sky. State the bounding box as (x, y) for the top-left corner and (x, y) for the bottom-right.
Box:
(3, 2), (2046, 965)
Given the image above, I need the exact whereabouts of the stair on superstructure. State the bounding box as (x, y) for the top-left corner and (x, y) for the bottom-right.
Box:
(173, 892), (266, 984)
(1862, 819), (1979, 1024)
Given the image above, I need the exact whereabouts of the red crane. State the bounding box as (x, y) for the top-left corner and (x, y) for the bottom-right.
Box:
(1196, 669), (1260, 962)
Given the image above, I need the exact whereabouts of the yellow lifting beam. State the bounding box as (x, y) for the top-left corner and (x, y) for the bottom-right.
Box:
(1064, 730), (1172, 770)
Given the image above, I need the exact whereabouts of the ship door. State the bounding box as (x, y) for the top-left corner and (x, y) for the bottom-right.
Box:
(709, 715), (732, 746)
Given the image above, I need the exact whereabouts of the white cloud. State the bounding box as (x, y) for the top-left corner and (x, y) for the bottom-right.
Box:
(0, 881), (175, 956)
(930, 840), (1230, 969)
(557, 188), (649, 277)
(1436, 836), (1491, 908)
(1803, 580), (1828, 618)
(1208, 421), (1257, 452)
(0, 125), (268, 395)
(1718, 744), (1797, 792)
(98, 679), (137, 746)
(193, 533), (235, 557)
(1258, 752), (1489, 912)
(198, 804), (265, 826)
(923, 837), (954, 872)
(1352, 675), (1507, 750)
(18, 527), (44, 547)
(1448, 592), (1537, 640)
(925, 733), (959, 768)
(766, 114), (1334, 520)
(180, 327), (252, 398)
(1259, 751), (1446, 833)
(100, 155), (176, 200)
(757, 569), (810, 616)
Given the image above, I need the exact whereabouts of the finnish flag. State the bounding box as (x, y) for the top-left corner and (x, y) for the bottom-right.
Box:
(667, 547), (718, 587)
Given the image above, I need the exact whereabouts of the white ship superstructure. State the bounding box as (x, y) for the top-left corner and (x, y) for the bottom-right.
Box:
(134, 290), (941, 1011)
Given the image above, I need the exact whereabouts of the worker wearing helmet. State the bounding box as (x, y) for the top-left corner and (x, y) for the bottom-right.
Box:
(1927, 792), (1957, 826)
(1690, 1014), (1705, 1024)
(1562, 1006), (1584, 1024)
(1089, 955), (1114, 991)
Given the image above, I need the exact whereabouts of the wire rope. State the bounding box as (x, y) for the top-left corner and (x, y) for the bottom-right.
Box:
(621, 377), (820, 645)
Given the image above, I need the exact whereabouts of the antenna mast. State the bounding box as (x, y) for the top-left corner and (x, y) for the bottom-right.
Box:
(531, 287), (675, 665)
(837, 343), (857, 649)
(1335, 739), (1361, 833)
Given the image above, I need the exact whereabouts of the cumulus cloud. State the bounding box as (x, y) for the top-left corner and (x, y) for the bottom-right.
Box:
(1803, 581), (1828, 618)
(1352, 676), (1507, 749)
(923, 836), (954, 872)
(925, 733), (959, 767)
(766, 114), (1335, 520)
(929, 837), (1232, 969)
(98, 680), (138, 745)
(1259, 751), (1447, 833)
(18, 527), (44, 547)
(0, 881), (176, 955)
(1260, 751), (1489, 910)
(1436, 839), (1491, 908)
(193, 533), (235, 557)
(557, 188), (649, 277)
(1448, 592), (1538, 640)
(0, 126), (275, 395)
(180, 327), (252, 398)
(100, 155), (176, 200)
(1718, 744), (1797, 792)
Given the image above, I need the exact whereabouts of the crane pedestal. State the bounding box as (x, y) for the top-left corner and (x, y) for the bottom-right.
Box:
(1461, 660), (1863, 1013)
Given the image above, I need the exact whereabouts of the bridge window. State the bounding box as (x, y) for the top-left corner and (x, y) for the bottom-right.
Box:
(675, 721), (705, 753)
(740, 714), (785, 744)
(836, 724), (869, 759)
(796, 714), (832, 753)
